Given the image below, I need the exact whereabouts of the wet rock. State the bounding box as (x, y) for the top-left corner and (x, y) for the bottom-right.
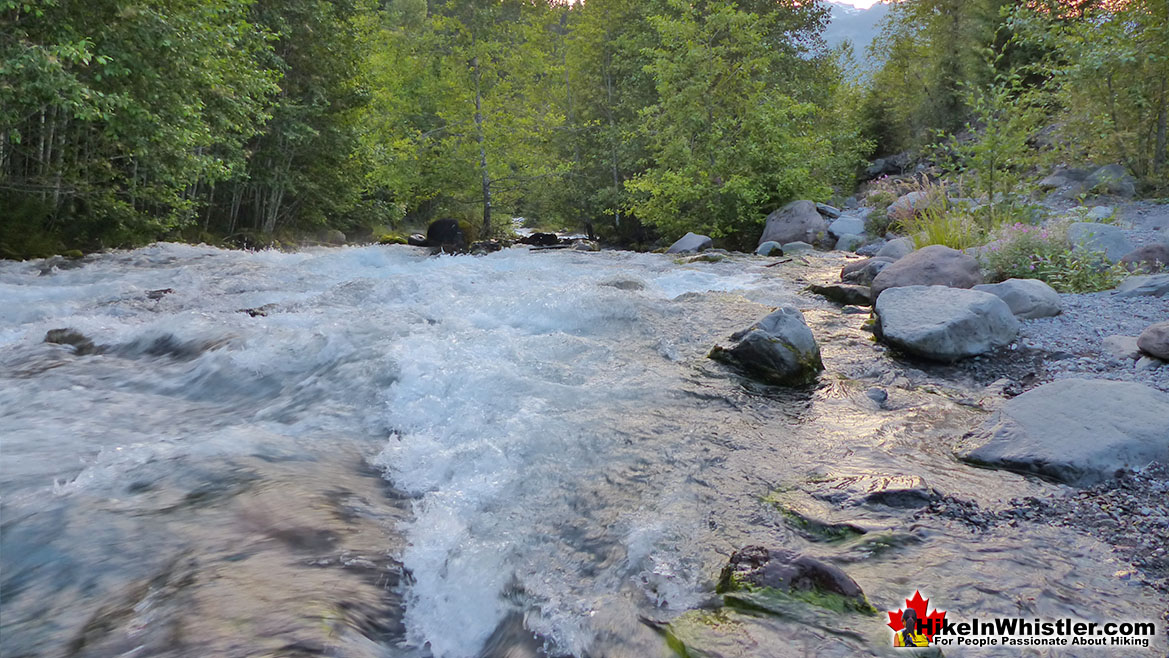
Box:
(1067, 222), (1134, 263)
(600, 279), (645, 291)
(758, 201), (828, 248)
(816, 203), (842, 219)
(806, 283), (871, 307)
(1114, 273), (1169, 298)
(875, 236), (915, 261)
(874, 285), (1018, 361)
(44, 328), (99, 355)
(146, 288), (174, 301)
(1137, 321), (1169, 360)
(835, 233), (866, 252)
(865, 387), (888, 405)
(1085, 163), (1136, 198)
(755, 241), (782, 257)
(666, 232), (713, 254)
(708, 307), (823, 385)
(959, 379), (1169, 486)
(426, 218), (465, 250)
(972, 279), (1062, 319)
(716, 546), (872, 612)
(812, 473), (929, 509)
(870, 245), (983, 300)
(518, 232), (559, 247)
(469, 240), (505, 255)
(572, 240), (600, 252)
(407, 233), (428, 247)
(828, 215), (865, 238)
(1120, 244), (1169, 273)
(841, 257), (895, 286)
(781, 241), (814, 254)
(1100, 335), (1141, 361)
(238, 303), (278, 318)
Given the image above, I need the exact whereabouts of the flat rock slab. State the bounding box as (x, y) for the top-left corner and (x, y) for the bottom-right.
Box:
(1067, 222), (1134, 263)
(1115, 273), (1169, 298)
(959, 379), (1169, 486)
(874, 285), (1018, 361)
(806, 283), (871, 307)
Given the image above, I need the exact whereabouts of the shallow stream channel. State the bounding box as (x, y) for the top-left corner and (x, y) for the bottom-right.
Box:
(1, 244), (1165, 657)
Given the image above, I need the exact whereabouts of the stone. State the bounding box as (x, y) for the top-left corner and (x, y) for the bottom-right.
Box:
(816, 203), (842, 219)
(572, 240), (600, 252)
(1136, 356), (1164, 371)
(864, 152), (909, 179)
(972, 279), (1062, 319)
(874, 285), (1019, 361)
(518, 232), (559, 246)
(1066, 222), (1134, 263)
(806, 283), (871, 307)
(1038, 167), (1090, 191)
(959, 379), (1169, 486)
(870, 245), (983, 300)
(841, 305), (868, 315)
(828, 216), (866, 238)
(887, 190), (944, 221)
(755, 241), (782, 257)
(811, 473), (930, 509)
(44, 328), (99, 356)
(1114, 273), (1169, 298)
(426, 219), (466, 250)
(841, 257), (895, 286)
(708, 307), (823, 385)
(716, 546), (868, 606)
(1085, 206), (1114, 221)
(758, 200), (829, 248)
(320, 229), (346, 245)
(666, 232), (713, 254)
(407, 233), (428, 247)
(865, 387), (888, 404)
(1085, 164), (1137, 198)
(875, 236), (915, 261)
(1101, 335), (1141, 361)
(1120, 244), (1169, 273)
(834, 233), (865, 252)
(1137, 321), (1169, 360)
(781, 241), (814, 253)
(855, 239), (886, 257)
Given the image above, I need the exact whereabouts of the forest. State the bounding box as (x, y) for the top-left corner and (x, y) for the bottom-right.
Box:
(1, 0), (1166, 258)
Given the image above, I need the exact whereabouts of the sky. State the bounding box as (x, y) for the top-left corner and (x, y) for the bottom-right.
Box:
(832, 0), (886, 8)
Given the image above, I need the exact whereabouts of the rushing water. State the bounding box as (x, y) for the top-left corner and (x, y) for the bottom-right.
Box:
(1, 244), (1164, 658)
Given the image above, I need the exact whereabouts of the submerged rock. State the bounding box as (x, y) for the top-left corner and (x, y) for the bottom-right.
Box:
(44, 328), (99, 355)
(758, 201), (828, 248)
(666, 232), (713, 254)
(871, 245), (982, 300)
(973, 279), (1062, 319)
(874, 286), (1018, 361)
(959, 379), (1169, 486)
(717, 546), (873, 613)
(708, 307), (823, 385)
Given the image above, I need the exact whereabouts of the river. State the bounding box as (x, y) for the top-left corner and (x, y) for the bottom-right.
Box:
(1, 243), (1163, 657)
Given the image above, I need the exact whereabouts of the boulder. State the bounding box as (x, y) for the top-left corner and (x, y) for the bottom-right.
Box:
(320, 229), (346, 245)
(755, 241), (782, 257)
(806, 283), (871, 307)
(758, 201), (828, 248)
(864, 152), (909, 179)
(44, 328), (99, 356)
(874, 285), (1019, 361)
(959, 379), (1169, 486)
(1066, 222), (1134, 263)
(407, 233), (428, 247)
(1120, 244), (1169, 273)
(828, 215), (866, 239)
(1114, 273), (1169, 298)
(1100, 335), (1141, 361)
(835, 234), (865, 252)
(782, 241), (814, 253)
(841, 257), (895, 286)
(870, 245), (983, 300)
(855, 239), (887, 257)
(1085, 206), (1114, 221)
(716, 546), (868, 608)
(666, 232), (713, 254)
(1137, 321), (1169, 360)
(518, 232), (559, 246)
(572, 240), (600, 252)
(1085, 164), (1137, 198)
(426, 219), (466, 250)
(972, 279), (1062, 319)
(1037, 167), (1090, 191)
(887, 190), (944, 221)
(816, 203), (842, 219)
(875, 236), (915, 261)
(708, 307), (823, 385)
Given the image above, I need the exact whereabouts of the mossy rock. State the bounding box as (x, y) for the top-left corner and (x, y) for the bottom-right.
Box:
(716, 546), (876, 616)
(62, 249), (85, 260)
(378, 234), (408, 245)
(765, 497), (866, 543)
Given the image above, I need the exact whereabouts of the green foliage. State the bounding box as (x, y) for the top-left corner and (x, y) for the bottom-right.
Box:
(901, 204), (986, 250)
(980, 222), (1127, 293)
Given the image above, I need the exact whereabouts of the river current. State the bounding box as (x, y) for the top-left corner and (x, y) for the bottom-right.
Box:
(1, 243), (1163, 657)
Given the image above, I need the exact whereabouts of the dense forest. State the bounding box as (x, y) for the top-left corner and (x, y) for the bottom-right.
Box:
(1, 0), (1166, 258)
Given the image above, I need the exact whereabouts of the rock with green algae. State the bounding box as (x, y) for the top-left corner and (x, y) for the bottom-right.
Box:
(717, 546), (876, 615)
(708, 308), (823, 386)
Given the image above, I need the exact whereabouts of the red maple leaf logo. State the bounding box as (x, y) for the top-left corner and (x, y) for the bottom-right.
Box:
(887, 590), (947, 641)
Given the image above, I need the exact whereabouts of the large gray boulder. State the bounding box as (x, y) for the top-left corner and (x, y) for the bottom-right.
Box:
(1114, 273), (1169, 298)
(959, 379), (1169, 486)
(1120, 244), (1169, 273)
(1066, 222), (1134, 263)
(828, 215), (866, 239)
(1038, 167), (1090, 191)
(666, 232), (713, 254)
(841, 257), (895, 286)
(835, 233), (866, 252)
(755, 241), (782, 257)
(870, 245), (983, 300)
(973, 279), (1062, 319)
(874, 236), (915, 261)
(1137, 321), (1169, 360)
(709, 307), (823, 385)
(1085, 164), (1136, 198)
(874, 285), (1019, 361)
(758, 201), (829, 248)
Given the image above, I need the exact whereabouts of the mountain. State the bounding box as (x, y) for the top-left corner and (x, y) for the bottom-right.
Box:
(823, 1), (890, 58)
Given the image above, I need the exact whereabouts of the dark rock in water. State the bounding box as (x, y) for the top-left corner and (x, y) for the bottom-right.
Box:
(44, 328), (99, 355)
(959, 379), (1169, 486)
(426, 219), (465, 250)
(407, 233), (428, 247)
(716, 546), (872, 613)
(865, 387), (888, 405)
(146, 288), (174, 300)
(518, 232), (559, 246)
(840, 257), (894, 286)
(811, 473), (930, 509)
(1120, 244), (1169, 273)
(806, 283), (871, 307)
(709, 307), (823, 385)
(238, 304), (278, 318)
(469, 240), (505, 255)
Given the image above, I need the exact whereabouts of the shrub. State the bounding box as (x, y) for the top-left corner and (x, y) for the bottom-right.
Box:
(902, 204), (985, 250)
(980, 222), (1127, 293)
